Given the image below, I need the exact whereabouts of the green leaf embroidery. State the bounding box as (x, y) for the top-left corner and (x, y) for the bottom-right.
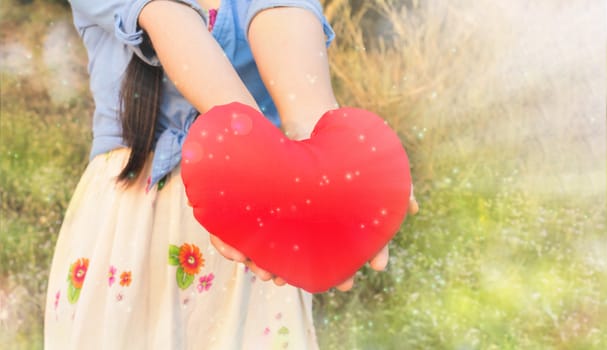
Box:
(168, 244), (180, 266)
(176, 266), (194, 290)
(67, 282), (81, 304)
(278, 326), (290, 335)
(67, 262), (74, 282)
(158, 176), (167, 191)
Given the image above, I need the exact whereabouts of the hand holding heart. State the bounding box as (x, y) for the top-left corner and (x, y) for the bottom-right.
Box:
(181, 102), (412, 292)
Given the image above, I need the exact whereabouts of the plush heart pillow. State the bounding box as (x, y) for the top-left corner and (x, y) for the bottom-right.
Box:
(181, 102), (411, 292)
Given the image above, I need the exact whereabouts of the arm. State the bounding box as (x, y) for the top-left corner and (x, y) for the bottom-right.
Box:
(248, 7), (418, 290)
(246, 7), (357, 290)
(138, 1), (258, 112)
(248, 7), (337, 140)
(138, 1), (258, 263)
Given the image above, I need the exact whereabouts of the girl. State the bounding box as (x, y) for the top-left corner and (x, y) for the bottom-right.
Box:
(45, 0), (417, 348)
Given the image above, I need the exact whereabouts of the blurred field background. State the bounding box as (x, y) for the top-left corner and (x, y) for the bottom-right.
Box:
(1, 0), (605, 349)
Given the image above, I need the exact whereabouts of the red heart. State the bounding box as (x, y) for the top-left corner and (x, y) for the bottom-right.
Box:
(181, 103), (411, 292)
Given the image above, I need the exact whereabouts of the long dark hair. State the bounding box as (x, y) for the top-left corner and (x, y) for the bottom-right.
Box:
(117, 54), (164, 183)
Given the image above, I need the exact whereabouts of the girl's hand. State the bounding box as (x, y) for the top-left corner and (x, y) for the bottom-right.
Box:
(209, 185), (419, 291)
(208, 234), (280, 283)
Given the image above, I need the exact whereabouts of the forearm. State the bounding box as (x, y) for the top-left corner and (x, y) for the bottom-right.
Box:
(139, 0), (257, 112)
(248, 7), (338, 140)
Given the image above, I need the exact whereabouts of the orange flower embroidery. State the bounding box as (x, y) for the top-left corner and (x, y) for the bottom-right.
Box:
(120, 271), (132, 287)
(69, 258), (89, 289)
(178, 243), (204, 275)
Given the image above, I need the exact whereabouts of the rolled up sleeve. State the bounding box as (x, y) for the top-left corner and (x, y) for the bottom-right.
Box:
(245, 0), (335, 47)
(70, 0), (208, 66)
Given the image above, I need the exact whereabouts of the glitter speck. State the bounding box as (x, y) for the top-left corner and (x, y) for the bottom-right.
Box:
(230, 113), (253, 135)
(306, 73), (318, 84)
(358, 134), (366, 142)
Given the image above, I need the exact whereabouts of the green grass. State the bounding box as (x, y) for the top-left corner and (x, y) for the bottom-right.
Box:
(1, 0), (605, 349)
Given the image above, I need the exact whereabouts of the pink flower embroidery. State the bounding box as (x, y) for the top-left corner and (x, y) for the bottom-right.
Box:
(197, 273), (215, 293)
(263, 327), (270, 336)
(54, 291), (60, 309)
(108, 265), (117, 287)
(208, 9), (218, 31)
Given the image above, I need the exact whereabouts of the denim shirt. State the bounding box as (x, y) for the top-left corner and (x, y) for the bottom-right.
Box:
(69, 0), (334, 187)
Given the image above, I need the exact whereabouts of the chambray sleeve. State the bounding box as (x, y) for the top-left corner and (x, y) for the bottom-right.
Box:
(245, 0), (335, 47)
(69, 0), (208, 66)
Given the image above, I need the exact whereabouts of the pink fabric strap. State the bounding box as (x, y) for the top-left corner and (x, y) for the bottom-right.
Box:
(208, 9), (218, 31)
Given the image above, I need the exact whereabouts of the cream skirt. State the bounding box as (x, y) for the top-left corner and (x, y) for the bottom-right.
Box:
(44, 148), (317, 349)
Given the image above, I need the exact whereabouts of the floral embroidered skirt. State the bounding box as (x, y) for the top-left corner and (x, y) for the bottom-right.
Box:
(44, 148), (318, 349)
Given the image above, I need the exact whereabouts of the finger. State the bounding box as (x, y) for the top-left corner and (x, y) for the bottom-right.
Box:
(244, 260), (273, 281)
(369, 244), (389, 271)
(408, 197), (419, 215)
(210, 235), (247, 263)
(336, 277), (354, 292)
(408, 184), (419, 215)
(273, 276), (287, 286)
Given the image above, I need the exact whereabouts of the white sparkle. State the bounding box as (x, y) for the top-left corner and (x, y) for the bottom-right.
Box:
(305, 73), (317, 84)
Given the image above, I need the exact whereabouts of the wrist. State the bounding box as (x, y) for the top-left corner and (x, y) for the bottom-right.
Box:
(280, 102), (339, 140)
